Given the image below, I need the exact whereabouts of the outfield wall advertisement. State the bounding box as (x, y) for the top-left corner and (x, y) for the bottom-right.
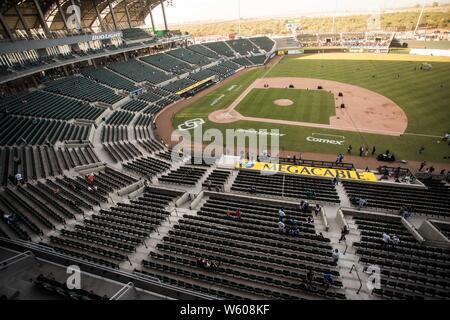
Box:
(237, 161), (377, 182)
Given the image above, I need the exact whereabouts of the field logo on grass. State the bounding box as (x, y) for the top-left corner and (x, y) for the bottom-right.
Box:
(66, 265), (81, 290)
(177, 118), (205, 131)
(306, 133), (345, 145)
(171, 123), (280, 170)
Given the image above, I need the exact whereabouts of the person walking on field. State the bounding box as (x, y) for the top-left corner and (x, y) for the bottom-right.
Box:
(372, 146), (376, 156)
(419, 145), (425, 155)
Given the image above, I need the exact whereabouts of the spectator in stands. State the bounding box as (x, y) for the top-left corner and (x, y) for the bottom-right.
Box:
(206, 180), (212, 190)
(69, 181), (77, 191)
(306, 269), (315, 289)
(279, 208), (286, 222)
(382, 232), (391, 246)
(332, 249), (340, 263)
(306, 216), (314, 225)
(225, 208), (232, 217)
(278, 220), (286, 233)
(301, 200), (310, 213)
(440, 169), (446, 175)
(419, 161), (426, 172)
(339, 225), (349, 242)
(249, 185), (256, 194)
(234, 208), (241, 220)
(323, 272), (334, 290)
(306, 190), (316, 199)
(358, 198), (368, 210)
(332, 177), (338, 186)
(391, 235), (400, 246)
(86, 173), (95, 186)
(314, 204), (321, 217)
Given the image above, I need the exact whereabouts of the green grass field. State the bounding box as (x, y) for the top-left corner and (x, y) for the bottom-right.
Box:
(235, 88), (335, 124)
(173, 53), (450, 163)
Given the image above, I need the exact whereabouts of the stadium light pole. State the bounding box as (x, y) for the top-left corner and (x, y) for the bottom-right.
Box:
(238, 0), (241, 37)
(413, 1), (425, 36)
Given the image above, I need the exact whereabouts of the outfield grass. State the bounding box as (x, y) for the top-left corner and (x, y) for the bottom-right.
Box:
(173, 53), (450, 163)
(235, 88), (335, 124)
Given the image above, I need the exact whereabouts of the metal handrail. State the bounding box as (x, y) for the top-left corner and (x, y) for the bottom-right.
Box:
(349, 264), (363, 294)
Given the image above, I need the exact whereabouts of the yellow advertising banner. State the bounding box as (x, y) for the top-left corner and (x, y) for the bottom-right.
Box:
(236, 161), (377, 182)
(176, 76), (216, 95)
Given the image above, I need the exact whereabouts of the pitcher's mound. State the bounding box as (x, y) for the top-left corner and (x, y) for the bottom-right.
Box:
(274, 99), (294, 106)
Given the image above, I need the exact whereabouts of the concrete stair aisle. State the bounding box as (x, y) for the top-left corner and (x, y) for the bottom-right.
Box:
(333, 215), (379, 300)
(335, 183), (351, 208)
(122, 205), (199, 272)
(223, 169), (239, 193)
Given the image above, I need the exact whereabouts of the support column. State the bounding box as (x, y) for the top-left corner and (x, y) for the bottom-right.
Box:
(107, 0), (118, 30)
(92, 0), (104, 31)
(149, 6), (156, 33)
(56, 0), (70, 33)
(0, 12), (14, 41)
(14, 5), (33, 38)
(124, 0), (132, 28)
(32, 0), (51, 37)
(160, 0), (168, 31)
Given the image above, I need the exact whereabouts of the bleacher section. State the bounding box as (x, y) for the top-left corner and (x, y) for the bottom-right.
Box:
(203, 42), (236, 57)
(38, 187), (178, 269)
(0, 143), (99, 186)
(0, 116), (90, 146)
(232, 170), (340, 203)
(122, 28), (153, 41)
(124, 156), (171, 178)
(167, 48), (212, 66)
(141, 53), (193, 75)
(187, 44), (221, 59)
(250, 36), (275, 52)
(105, 110), (135, 126)
(343, 178), (450, 217)
(202, 169), (231, 190)
(159, 166), (207, 186)
(108, 60), (171, 84)
(82, 68), (138, 92)
(45, 76), (122, 105)
(226, 39), (261, 55)
(247, 55), (268, 65)
(352, 214), (450, 299)
(0, 90), (104, 120)
(120, 99), (149, 112)
(139, 195), (344, 299)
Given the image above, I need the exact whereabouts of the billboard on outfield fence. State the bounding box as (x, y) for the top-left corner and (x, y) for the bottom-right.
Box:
(236, 161), (377, 182)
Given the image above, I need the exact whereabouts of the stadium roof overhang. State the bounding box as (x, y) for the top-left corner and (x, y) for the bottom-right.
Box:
(0, 0), (168, 39)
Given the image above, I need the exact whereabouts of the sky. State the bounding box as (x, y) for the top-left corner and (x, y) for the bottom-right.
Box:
(146, 0), (450, 27)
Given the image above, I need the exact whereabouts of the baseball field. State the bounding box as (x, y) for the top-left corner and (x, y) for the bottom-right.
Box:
(171, 53), (450, 163)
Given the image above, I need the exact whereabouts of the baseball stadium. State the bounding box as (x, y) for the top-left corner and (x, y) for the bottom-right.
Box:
(0, 0), (449, 307)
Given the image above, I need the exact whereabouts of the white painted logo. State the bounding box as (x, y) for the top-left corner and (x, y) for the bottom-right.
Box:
(306, 136), (344, 145)
(236, 129), (285, 137)
(210, 94), (225, 106)
(178, 118), (205, 131)
(91, 32), (123, 41)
